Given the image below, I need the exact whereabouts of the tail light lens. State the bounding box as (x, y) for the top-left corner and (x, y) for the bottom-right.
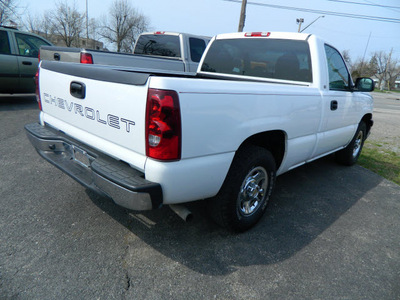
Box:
(35, 69), (42, 111)
(244, 32), (271, 37)
(80, 52), (93, 64)
(146, 89), (181, 161)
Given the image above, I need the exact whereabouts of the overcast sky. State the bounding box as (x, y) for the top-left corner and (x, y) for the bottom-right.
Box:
(18, 0), (400, 61)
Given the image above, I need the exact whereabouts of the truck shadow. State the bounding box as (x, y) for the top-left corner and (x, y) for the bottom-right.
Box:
(87, 155), (382, 276)
(0, 95), (37, 111)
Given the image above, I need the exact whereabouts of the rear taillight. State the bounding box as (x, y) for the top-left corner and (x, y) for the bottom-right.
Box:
(35, 69), (42, 111)
(146, 89), (181, 161)
(80, 52), (93, 64)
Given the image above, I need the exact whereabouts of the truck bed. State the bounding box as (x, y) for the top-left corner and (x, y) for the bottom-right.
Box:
(40, 46), (187, 71)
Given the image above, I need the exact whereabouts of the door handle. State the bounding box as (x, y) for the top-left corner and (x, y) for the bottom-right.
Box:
(330, 100), (338, 111)
(54, 53), (61, 61)
(22, 61), (32, 65)
(70, 81), (86, 99)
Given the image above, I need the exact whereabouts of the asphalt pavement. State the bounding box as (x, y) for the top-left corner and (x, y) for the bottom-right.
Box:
(368, 92), (400, 154)
(0, 95), (399, 299)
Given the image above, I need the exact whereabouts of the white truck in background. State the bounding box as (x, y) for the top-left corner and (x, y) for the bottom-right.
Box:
(26, 31), (374, 232)
(39, 31), (211, 73)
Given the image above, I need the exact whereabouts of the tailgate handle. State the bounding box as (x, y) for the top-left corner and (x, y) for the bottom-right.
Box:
(70, 81), (86, 99)
(54, 53), (61, 61)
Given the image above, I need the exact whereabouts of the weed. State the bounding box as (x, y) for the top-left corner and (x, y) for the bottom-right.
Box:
(359, 141), (400, 185)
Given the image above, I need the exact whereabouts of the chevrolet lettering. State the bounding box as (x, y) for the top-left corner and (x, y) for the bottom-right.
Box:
(43, 93), (135, 133)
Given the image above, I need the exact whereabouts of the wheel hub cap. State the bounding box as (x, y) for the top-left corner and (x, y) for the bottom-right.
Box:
(353, 131), (364, 158)
(238, 166), (268, 216)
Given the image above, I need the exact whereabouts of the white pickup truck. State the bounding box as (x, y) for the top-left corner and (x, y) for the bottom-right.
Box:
(25, 31), (374, 232)
(39, 31), (210, 73)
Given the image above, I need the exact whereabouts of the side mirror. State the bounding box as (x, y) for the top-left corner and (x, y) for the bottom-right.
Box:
(355, 77), (375, 92)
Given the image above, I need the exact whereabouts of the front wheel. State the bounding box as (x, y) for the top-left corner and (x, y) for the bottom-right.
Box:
(208, 145), (276, 232)
(335, 121), (367, 166)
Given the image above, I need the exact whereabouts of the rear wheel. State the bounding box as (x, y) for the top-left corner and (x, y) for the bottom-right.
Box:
(208, 145), (276, 232)
(335, 121), (367, 166)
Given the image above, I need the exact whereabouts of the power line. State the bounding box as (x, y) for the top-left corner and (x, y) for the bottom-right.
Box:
(224, 0), (400, 24)
(327, 0), (400, 10)
(362, 0), (400, 13)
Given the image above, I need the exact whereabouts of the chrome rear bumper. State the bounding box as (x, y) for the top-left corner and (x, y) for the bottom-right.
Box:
(25, 123), (162, 211)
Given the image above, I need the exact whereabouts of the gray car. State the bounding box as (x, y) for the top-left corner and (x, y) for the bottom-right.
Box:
(0, 26), (52, 94)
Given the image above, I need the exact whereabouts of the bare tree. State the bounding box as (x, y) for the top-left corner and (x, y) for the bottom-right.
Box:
(23, 12), (53, 39)
(369, 51), (400, 90)
(25, 13), (41, 33)
(350, 57), (376, 79)
(383, 50), (400, 91)
(49, 1), (85, 47)
(88, 17), (100, 42)
(387, 62), (400, 91)
(0, 0), (18, 25)
(370, 51), (386, 90)
(120, 13), (149, 53)
(100, 0), (149, 52)
(342, 50), (351, 67)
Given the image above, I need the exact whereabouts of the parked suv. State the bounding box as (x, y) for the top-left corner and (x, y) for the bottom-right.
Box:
(0, 26), (52, 94)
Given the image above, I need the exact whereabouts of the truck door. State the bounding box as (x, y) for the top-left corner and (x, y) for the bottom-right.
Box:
(14, 32), (50, 93)
(314, 44), (358, 157)
(0, 30), (19, 93)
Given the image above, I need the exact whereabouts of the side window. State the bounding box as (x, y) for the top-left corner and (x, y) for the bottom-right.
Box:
(15, 33), (49, 58)
(0, 31), (11, 55)
(189, 38), (206, 63)
(324, 44), (350, 91)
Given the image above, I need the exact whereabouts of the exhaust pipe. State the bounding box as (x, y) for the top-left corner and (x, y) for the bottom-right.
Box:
(169, 204), (193, 222)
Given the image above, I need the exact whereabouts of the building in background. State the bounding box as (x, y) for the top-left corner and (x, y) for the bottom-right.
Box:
(38, 33), (104, 50)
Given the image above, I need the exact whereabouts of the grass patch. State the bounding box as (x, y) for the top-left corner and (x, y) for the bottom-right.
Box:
(359, 141), (400, 185)
(373, 89), (400, 94)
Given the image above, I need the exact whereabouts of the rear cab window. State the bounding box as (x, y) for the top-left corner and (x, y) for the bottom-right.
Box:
(134, 34), (181, 58)
(189, 37), (206, 63)
(201, 38), (312, 83)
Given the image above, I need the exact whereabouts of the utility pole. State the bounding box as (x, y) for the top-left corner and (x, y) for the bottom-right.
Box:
(296, 18), (304, 32)
(359, 31), (371, 76)
(238, 0), (247, 32)
(385, 48), (393, 90)
(86, 0), (89, 45)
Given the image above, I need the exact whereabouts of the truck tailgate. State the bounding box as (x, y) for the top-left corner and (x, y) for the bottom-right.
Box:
(39, 61), (150, 170)
(40, 46), (81, 62)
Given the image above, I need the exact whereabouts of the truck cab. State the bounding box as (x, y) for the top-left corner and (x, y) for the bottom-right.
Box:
(133, 31), (211, 72)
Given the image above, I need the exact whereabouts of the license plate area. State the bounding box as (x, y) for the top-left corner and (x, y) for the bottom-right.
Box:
(72, 145), (91, 168)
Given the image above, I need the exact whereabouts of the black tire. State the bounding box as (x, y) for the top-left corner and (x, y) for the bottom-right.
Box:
(208, 145), (276, 232)
(335, 121), (367, 166)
